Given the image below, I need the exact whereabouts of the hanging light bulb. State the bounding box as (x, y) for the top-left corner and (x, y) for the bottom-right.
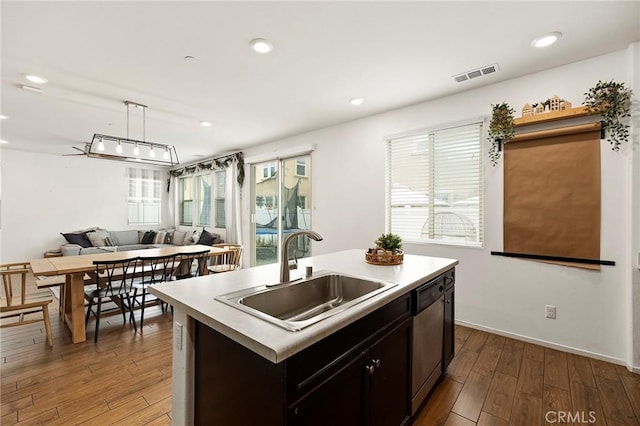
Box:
(133, 143), (140, 156)
(163, 146), (170, 160)
(116, 141), (123, 154)
(97, 137), (105, 152)
(149, 145), (156, 157)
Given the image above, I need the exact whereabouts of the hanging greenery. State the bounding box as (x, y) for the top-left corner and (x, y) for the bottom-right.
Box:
(584, 80), (632, 151)
(167, 151), (245, 192)
(488, 102), (515, 166)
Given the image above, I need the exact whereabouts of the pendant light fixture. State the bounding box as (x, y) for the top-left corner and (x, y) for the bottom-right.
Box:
(87, 100), (178, 166)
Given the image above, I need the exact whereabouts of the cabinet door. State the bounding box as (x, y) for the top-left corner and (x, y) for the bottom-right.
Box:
(369, 318), (412, 426)
(288, 349), (369, 426)
(443, 286), (455, 370)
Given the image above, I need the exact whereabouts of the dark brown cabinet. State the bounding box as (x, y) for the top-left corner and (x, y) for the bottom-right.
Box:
(194, 292), (412, 426)
(369, 318), (412, 426)
(287, 348), (369, 425)
(443, 270), (455, 370)
(288, 318), (412, 426)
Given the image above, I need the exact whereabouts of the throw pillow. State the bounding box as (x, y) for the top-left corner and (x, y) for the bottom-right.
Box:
(105, 236), (115, 246)
(185, 229), (201, 245)
(86, 229), (110, 247)
(172, 230), (187, 245)
(197, 228), (216, 246)
(61, 232), (92, 248)
(153, 231), (167, 245)
(141, 230), (156, 244)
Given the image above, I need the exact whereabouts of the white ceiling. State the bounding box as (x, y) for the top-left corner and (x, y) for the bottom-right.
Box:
(2, 1), (639, 164)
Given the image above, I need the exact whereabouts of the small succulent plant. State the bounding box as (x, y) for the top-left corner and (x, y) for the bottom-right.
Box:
(375, 233), (403, 254)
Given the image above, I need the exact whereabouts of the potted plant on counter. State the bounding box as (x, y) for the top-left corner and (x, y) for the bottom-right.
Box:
(365, 233), (404, 265)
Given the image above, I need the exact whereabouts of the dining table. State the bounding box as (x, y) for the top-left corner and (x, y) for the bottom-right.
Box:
(29, 244), (230, 343)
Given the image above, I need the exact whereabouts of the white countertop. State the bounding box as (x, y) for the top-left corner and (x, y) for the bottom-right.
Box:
(149, 249), (457, 363)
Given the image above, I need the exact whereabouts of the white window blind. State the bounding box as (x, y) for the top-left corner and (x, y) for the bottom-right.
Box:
(385, 121), (483, 246)
(127, 168), (162, 225)
(214, 170), (226, 228)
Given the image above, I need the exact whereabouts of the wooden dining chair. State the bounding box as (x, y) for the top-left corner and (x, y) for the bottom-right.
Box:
(133, 254), (180, 330)
(84, 257), (139, 343)
(208, 244), (243, 273)
(1, 262), (54, 347)
(175, 250), (211, 279)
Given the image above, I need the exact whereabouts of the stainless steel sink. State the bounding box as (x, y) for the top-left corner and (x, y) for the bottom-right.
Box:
(215, 271), (397, 331)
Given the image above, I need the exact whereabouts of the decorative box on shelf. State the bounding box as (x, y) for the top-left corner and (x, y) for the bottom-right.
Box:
(365, 248), (404, 265)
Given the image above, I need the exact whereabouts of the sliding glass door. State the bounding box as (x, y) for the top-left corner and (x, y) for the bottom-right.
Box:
(251, 155), (312, 266)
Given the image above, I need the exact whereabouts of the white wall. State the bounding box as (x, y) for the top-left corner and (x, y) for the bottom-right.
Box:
(0, 150), (171, 262)
(242, 48), (637, 366)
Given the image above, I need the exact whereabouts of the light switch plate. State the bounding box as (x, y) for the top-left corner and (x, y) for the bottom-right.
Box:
(174, 322), (183, 351)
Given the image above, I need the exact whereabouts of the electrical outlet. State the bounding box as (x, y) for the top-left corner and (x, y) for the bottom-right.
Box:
(174, 322), (183, 351)
(545, 305), (556, 319)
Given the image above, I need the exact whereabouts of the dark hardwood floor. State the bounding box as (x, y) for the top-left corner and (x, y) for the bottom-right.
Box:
(2, 273), (639, 425)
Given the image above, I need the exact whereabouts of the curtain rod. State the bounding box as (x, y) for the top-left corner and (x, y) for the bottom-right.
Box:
(169, 151), (242, 171)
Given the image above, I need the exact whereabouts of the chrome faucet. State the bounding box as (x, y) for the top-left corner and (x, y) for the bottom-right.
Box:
(280, 230), (323, 283)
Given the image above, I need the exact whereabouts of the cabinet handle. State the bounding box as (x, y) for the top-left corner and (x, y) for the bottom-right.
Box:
(446, 300), (451, 304)
(372, 358), (381, 368)
(366, 365), (375, 374)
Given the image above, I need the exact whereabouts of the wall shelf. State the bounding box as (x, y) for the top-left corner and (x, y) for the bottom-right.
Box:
(513, 106), (596, 127)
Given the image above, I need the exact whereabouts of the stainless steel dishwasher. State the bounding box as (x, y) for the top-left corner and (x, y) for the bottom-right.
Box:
(411, 274), (445, 415)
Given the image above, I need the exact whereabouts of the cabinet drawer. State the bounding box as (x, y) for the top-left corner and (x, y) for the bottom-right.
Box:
(286, 293), (411, 402)
(444, 269), (455, 289)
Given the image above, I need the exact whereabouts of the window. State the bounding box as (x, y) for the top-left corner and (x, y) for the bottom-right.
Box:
(127, 168), (162, 225)
(196, 175), (211, 226)
(179, 177), (194, 226)
(263, 163), (276, 179)
(297, 195), (306, 209)
(214, 170), (226, 228)
(296, 159), (307, 176)
(179, 172), (227, 228)
(385, 121), (483, 246)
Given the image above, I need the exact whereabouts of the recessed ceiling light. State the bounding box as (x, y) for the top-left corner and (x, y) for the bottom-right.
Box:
(250, 38), (273, 54)
(184, 55), (196, 62)
(531, 31), (562, 48)
(0, 115), (7, 120)
(25, 74), (48, 84)
(200, 121), (212, 127)
(350, 98), (364, 106)
(0, 140), (8, 144)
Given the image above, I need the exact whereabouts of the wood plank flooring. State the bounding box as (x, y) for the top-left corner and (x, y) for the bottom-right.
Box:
(2, 273), (640, 425)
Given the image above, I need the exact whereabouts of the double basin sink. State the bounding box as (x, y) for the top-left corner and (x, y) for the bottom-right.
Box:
(215, 271), (397, 331)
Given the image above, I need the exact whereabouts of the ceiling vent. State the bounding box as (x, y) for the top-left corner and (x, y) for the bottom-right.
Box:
(453, 63), (499, 83)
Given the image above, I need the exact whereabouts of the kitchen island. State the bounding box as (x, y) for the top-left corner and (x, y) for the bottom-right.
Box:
(149, 249), (458, 425)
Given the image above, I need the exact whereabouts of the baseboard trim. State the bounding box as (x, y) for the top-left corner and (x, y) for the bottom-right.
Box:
(455, 320), (638, 372)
